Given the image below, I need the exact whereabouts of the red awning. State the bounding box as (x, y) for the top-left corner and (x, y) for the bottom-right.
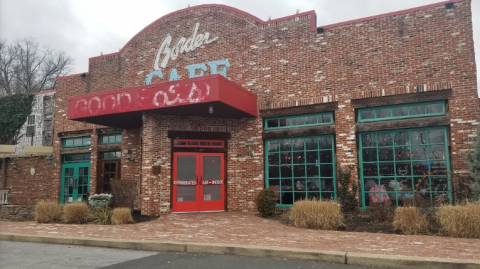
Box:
(67, 75), (257, 129)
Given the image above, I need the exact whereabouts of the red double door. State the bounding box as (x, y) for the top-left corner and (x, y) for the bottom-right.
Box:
(172, 152), (225, 213)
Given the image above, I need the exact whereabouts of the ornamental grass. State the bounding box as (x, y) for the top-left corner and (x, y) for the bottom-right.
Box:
(290, 200), (344, 230)
(63, 202), (89, 224)
(436, 202), (480, 238)
(111, 207), (134, 225)
(393, 207), (428, 235)
(35, 200), (63, 223)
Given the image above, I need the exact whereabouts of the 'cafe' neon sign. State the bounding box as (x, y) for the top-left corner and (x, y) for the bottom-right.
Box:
(146, 23), (230, 84)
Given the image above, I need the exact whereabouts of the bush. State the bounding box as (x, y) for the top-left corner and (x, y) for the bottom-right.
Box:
(90, 207), (111, 225)
(393, 207), (428, 235)
(256, 188), (277, 218)
(290, 200), (344, 230)
(111, 180), (137, 209)
(337, 165), (358, 213)
(111, 208), (134, 225)
(35, 200), (63, 223)
(365, 205), (395, 223)
(63, 202), (89, 224)
(437, 203), (480, 238)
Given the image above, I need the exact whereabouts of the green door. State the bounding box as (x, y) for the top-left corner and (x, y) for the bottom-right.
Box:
(61, 162), (91, 203)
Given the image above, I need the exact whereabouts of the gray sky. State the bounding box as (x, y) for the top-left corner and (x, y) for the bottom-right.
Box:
(1, 0), (478, 95)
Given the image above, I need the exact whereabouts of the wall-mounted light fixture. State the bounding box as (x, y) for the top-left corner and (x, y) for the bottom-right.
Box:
(245, 140), (255, 157)
(10, 160), (18, 171)
(45, 155), (54, 165)
(208, 104), (214, 115)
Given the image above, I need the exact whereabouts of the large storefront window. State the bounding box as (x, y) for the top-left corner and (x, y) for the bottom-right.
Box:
(266, 136), (336, 206)
(359, 127), (451, 208)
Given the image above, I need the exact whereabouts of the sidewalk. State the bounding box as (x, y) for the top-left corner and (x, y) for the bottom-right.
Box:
(1, 212), (479, 268)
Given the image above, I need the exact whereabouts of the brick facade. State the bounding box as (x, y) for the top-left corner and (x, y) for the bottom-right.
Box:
(53, 1), (478, 216)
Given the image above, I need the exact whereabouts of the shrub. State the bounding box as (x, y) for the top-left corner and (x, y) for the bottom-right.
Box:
(365, 204), (395, 223)
(337, 165), (358, 213)
(291, 200), (344, 230)
(63, 202), (89, 224)
(90, 207), (111, 225)
(256, 188), (277, 218)
(111, 180), (137, 209)
(35, 200), (63, 223)
(437, 203), (480, 238)
(393, 207), (428, 235)
(111, 208), (134, 225)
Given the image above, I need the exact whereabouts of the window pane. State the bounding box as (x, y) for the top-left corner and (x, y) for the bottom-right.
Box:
(279, 118), (289, 127)
(74, 138), (83, 146)
(292, 139), (305, 151)
(268, 166), (279, 178)
(305, 151), (318, 163)
(378, 133), (393, 146)
(318, 114), (332, 123)
(409, 105), (425, 115)
(109, 135), (116, 143)
(268, 153), (279, 165)
(293, 165), (305, 177)
(361, 134), (376, 147)
(396, 162), (411, 176)
(319, 136), (332, 149)
(429, 129), (445, 144)
(102, 136), (109, 144)
(362, 148), (377, 162)
(426, 103), (443, 114)
(429, 145), (446, 160)
(392, 106), (408, 117)
(379, 162), (395, 176)
(378, 148), (394, 161)
(394, 132), (409, 146)
(293, 152), (305, 164)
(116, 134), (122, 142)
(376, 108), (391, 118)
(304, 116), (317, 125)
(83, 137), (91, 145)
(412, 146), (428, 160)
(267, 119), (278, 128)
(291, 117), (304, 126)
(319, 151), (332, 163)
(431, 161), (447, 175)
(363, 163), (378, 176)
(395, 147), (410, 161)
(268, 141), (279, 152)
(280, 153), (291, 164)
(320, 164), (333, 177)
(65, 140), (73, 146)
(412, 131), (427, 145)
(360, 110), (375, 120)
(305, 138), (318, 150)
(280, 140), (291, 151)
(306, 165), (319, 177)
(281, 166), (292, 178)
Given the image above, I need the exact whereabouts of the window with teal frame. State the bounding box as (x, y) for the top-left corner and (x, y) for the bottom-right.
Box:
(359, 127), (451, 208)
(63, 153), (91, 163)
(265, 112), (333, 130)
(358, 101), (445, 122)
(266, 135), (336, 207)
(63, 137), (92, 148)
(101, 151), (121, 160)
(100, 133), (122, 144)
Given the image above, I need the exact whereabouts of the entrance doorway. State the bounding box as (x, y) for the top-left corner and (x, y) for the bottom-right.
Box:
(61, 153), (91, 203)
(172, 152), (225, 213)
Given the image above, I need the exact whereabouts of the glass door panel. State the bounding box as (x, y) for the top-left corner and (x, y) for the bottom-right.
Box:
(199, 153), (224, 211)
(172, 153), (199, 212)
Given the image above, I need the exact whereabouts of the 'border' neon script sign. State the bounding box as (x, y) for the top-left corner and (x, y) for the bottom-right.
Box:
(154, 23), (218, 69)
(146, 23), (230, 85)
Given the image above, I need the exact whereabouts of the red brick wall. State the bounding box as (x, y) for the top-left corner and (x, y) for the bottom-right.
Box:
(54, 1), (478, 215)
(2, 156), (57, 205)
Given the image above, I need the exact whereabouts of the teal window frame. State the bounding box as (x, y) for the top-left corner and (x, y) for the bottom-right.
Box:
(357, 101), (446, 122)
(62, 136), (92, 148)
(63, 153), (91, 163)
(265, 135), (336, 207)
(264, 112), (334, 130)
(101, 151), (121, 160)
(100, 133), (122, 144)
(359, 127), (451, 208)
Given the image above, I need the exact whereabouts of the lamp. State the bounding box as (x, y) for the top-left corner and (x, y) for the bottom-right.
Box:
(208, 104), (214, 115)
(45, 155), (54, 165)
(10, 160), (18, 171)
(245, 140), (255, 157)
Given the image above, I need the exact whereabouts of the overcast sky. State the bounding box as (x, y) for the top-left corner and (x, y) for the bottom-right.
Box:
(1, 0), (478, 95)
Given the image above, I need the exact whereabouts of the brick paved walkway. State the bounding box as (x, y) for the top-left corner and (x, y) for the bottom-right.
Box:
(1, 212), (479, 260)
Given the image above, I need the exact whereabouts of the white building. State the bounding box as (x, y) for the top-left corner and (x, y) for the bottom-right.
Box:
(16, 90), (55, 147)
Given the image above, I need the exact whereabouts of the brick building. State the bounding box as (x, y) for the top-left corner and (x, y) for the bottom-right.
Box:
(52, 1), (478, 216)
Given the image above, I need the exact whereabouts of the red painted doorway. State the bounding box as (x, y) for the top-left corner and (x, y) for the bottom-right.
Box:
(172, 152), (225, 213)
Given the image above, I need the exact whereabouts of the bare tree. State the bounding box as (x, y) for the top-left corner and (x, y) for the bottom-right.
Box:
(0, 38), (74, 96)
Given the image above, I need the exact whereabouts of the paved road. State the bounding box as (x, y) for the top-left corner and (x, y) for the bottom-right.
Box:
(0, 241), (387, 269)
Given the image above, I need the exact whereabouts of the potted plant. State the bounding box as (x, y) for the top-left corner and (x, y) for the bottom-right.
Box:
(88, 193), (113, 207)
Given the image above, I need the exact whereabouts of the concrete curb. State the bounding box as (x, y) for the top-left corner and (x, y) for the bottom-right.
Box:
(1, 232), (479, 269)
